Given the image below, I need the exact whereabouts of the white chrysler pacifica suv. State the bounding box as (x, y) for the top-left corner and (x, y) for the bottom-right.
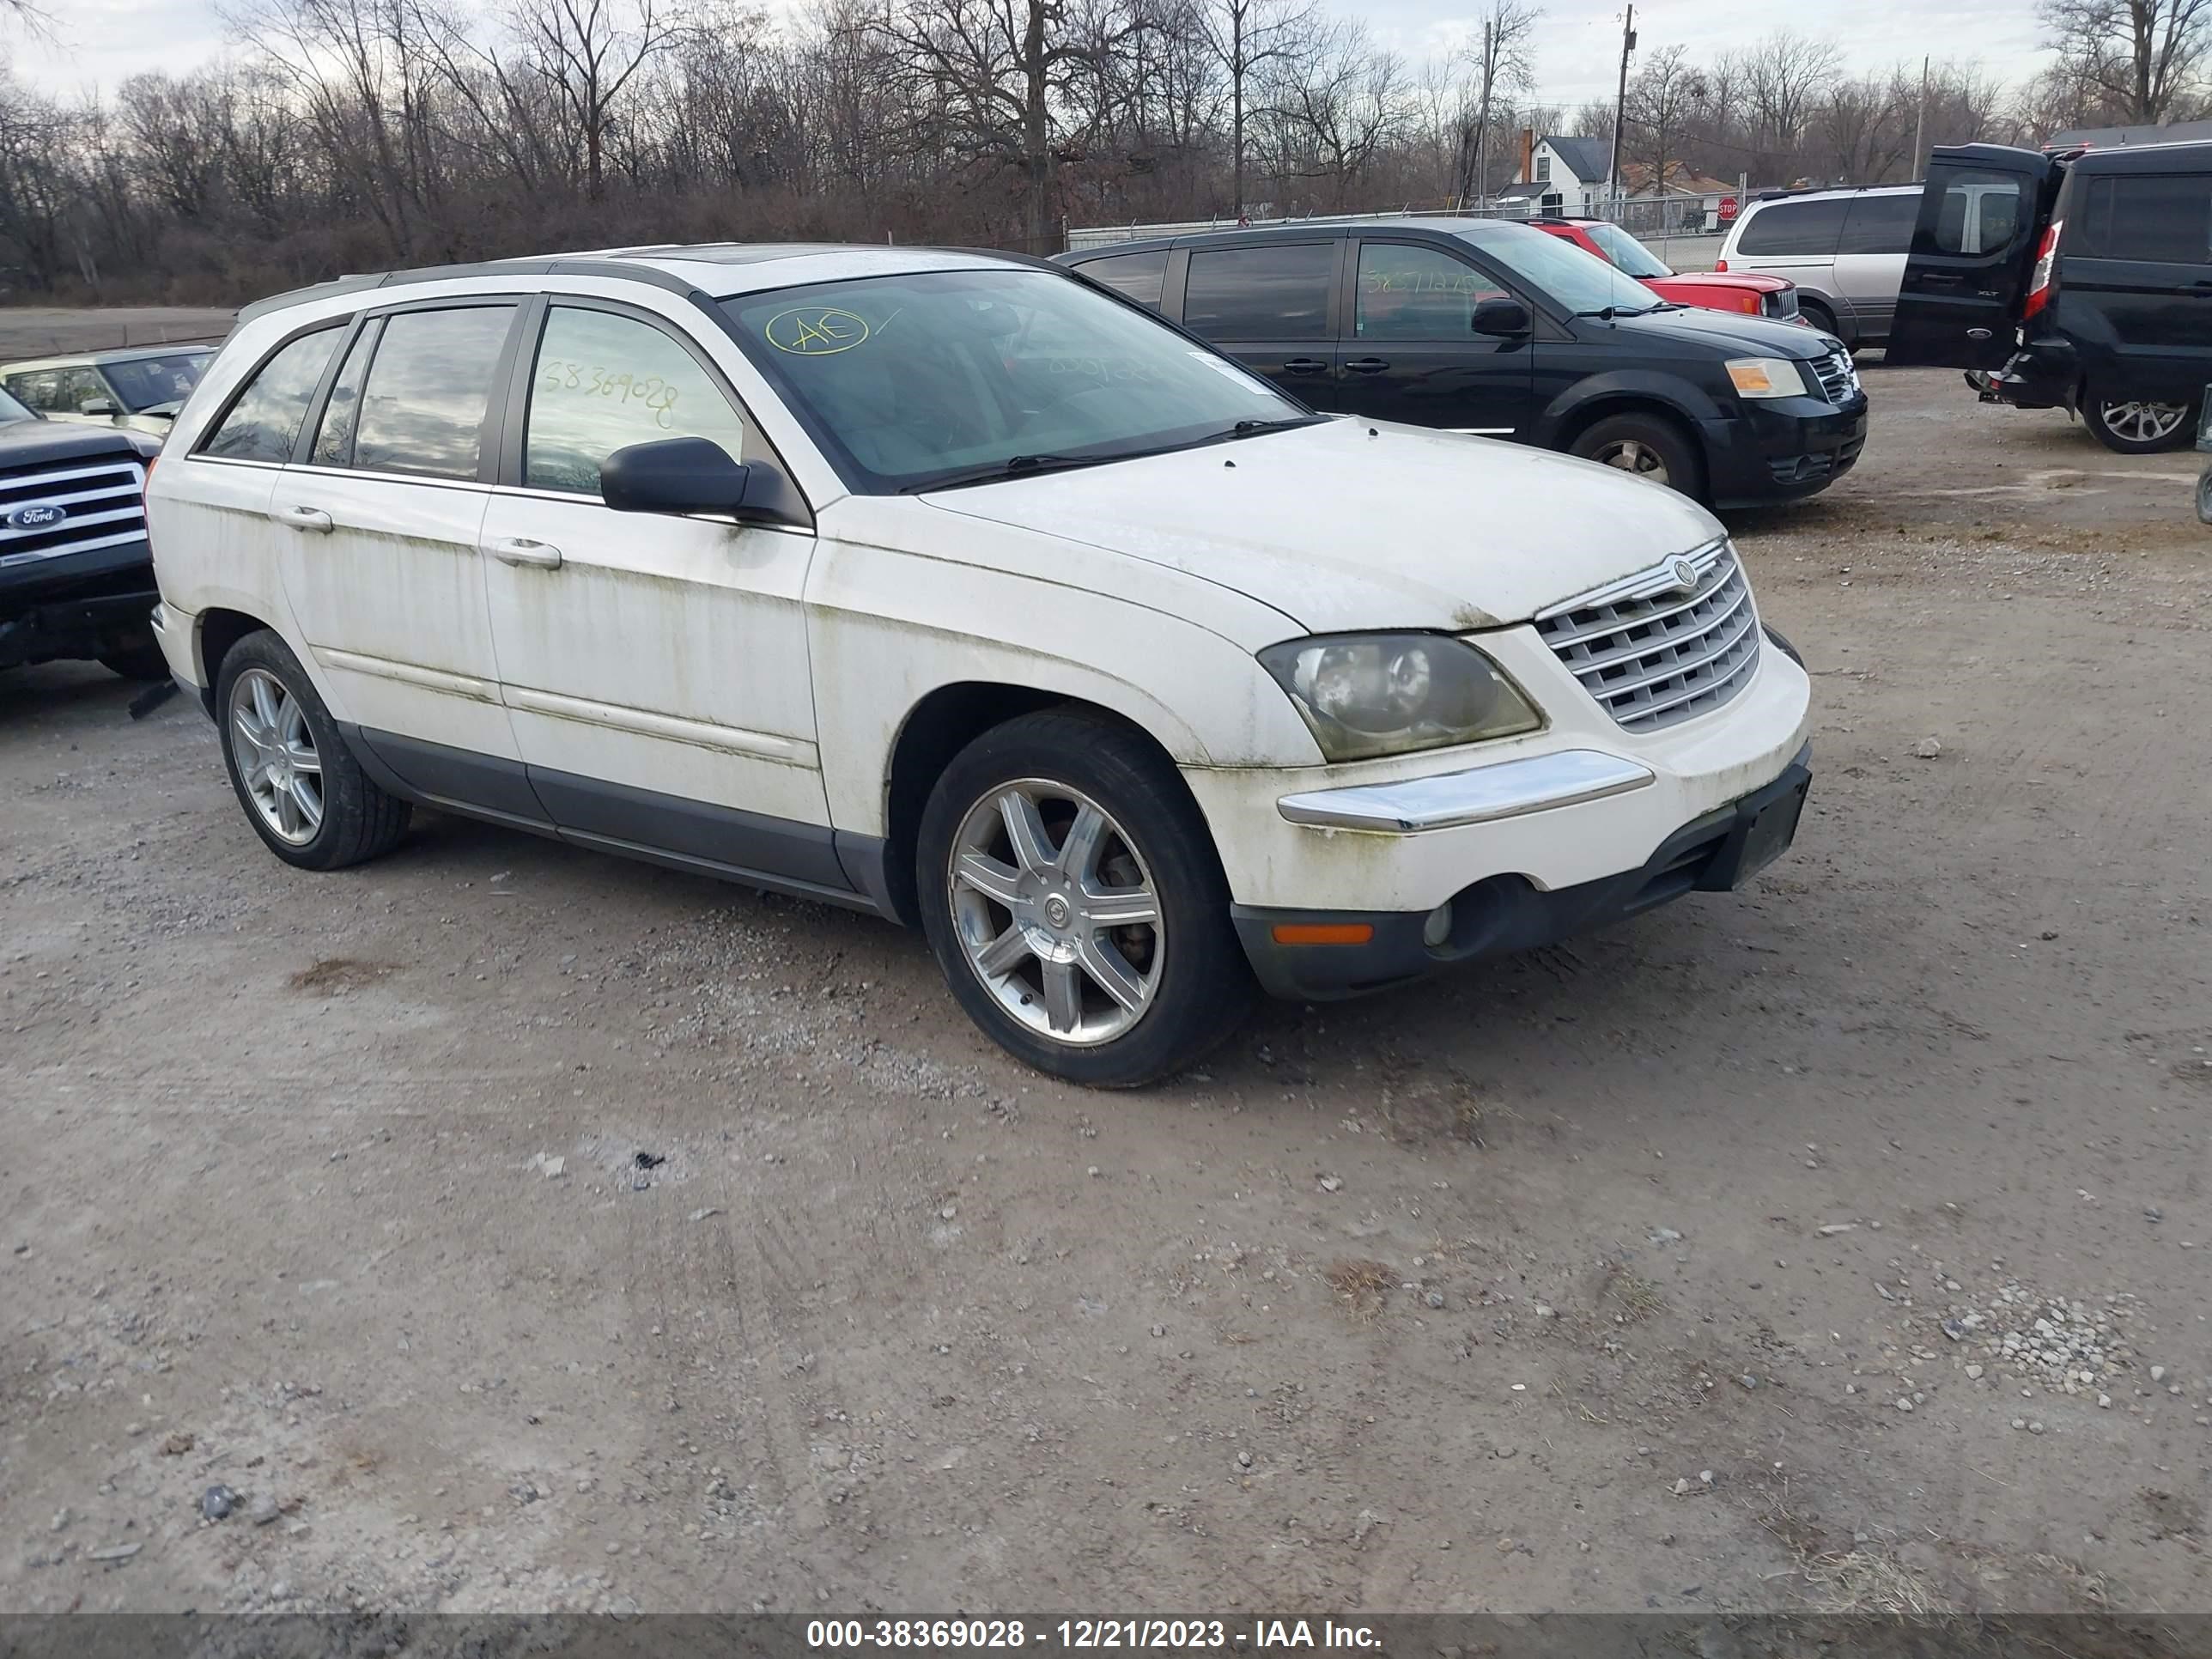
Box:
(146, 243), (1814, 1086)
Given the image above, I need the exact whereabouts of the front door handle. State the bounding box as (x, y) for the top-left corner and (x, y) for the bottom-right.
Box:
(1344, 357), (1390, 374)
(1282, 357), (1328, 374)
(487, 536), (563, 569)
(272, 504), (333, 533)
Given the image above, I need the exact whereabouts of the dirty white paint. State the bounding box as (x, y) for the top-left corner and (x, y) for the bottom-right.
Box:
(150, 245), (1813, 927)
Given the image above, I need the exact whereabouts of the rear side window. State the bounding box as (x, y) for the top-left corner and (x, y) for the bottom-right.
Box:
(1929, 172), (2027, 255)
(1837, 194), (1918, 255)
(1078, 250), (1170, 311)
(309, 322), (380, 467)
(1735, 199), (1848, 257)
(525, 306), (754, 495)
(351, 306), (516, 481)
(2073, 173), (2212, 264)
(1182, 243), (1334, 340)
(8, 364), (109, 416)
(199, 326), (345, 462)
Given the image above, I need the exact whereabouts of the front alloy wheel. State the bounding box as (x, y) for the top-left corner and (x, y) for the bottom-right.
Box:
(915, 709), (1254, 1087)
(1593, 438), (1671, 486)
(947, 780), (1164, 1046)
(228, 665), (325, 845)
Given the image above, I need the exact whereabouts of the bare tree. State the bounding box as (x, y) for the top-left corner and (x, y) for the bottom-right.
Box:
(1254, 18), (1402, 209)
(1741, 29), (1840, 180)
(507, 0), (683, 200)
(2039, 0), (2212, 124)
(1623, 43), (1705, 202)
(1198, 0), (1311, 216)
(1452, 0), (1539, 205)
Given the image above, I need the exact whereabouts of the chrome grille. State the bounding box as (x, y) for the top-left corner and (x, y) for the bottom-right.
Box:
(1763, 288), (1801, 320)
(0, 456), (148, 568)
(1536, 542), (1763, 732)
(1809, 347), (1860, 404)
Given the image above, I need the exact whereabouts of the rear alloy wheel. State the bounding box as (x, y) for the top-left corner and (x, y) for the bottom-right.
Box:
(917, 710), (1253, 1087)
(2197, 463), (2212, 526)
(2084, 392), (2197, 455)
(1569, 412), (1705, 501)
(215, 629), (411, 870)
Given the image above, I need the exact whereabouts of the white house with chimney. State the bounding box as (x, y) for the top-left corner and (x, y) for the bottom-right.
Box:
(1498, 132), (1614, 216)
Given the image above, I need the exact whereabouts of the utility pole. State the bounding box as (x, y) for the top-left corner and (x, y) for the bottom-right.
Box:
(1911, 53), (1929, 178)
(1607, 3), (1636, 219)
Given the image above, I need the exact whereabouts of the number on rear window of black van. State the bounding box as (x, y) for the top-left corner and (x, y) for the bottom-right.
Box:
(199, 325), (344, 463)
(1736, 199), (1849, 257)
(2073, 173), (2212, 264)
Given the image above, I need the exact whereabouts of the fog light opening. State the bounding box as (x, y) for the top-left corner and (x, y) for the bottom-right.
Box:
(1421, 902), (1454, 950)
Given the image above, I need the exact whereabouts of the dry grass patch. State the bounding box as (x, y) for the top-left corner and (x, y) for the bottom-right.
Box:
(1326, 1258), (1395, 1322)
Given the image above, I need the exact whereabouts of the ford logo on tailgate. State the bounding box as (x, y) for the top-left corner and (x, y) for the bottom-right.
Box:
(5, 503), (66, 530)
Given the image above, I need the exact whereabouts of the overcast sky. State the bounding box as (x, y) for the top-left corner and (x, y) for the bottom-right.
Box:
(15, 0), (2053, 116)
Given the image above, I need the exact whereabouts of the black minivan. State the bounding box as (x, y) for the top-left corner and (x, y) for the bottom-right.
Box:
(1887, 139), (2212, 453)
(1056, 220), (1869, 507)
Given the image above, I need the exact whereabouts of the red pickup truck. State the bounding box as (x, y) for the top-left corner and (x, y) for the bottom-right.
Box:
(1530, 218), (1804, 324)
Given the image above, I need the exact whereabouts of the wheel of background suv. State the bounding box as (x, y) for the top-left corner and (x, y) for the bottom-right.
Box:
(2198, 463), (2212, 527)
(915, 709), (1254, 1088)
(215, 629), (411, 870)
(2083, 390), (2198, 455)
(98, 632), (173, 682)
(1797, 297), (1841, 342)
(1569, 412), (1706, 501)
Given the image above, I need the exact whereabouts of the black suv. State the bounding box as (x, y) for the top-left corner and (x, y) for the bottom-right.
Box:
(1887, 139), (2212, 453)
(1056, 219), (1869, 507)
(0, 385), (169, 681)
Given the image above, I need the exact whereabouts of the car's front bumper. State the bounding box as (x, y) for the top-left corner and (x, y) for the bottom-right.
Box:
(1698, 397), (1869, 507)
(1233, 743), (1811, 999)
(0, 541), (160, 672)
(1183, 617), (1814, 997)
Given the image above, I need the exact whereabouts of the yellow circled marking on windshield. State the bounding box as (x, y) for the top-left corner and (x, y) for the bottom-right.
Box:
(764, 307), (872, 356)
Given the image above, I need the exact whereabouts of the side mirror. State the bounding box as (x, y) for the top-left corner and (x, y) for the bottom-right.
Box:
(80, 397), (119, 417)
(600, 436), (808, 528)
(1471, 298), (1531, 337)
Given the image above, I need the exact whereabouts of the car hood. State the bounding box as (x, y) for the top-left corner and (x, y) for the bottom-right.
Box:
(1615, 303), (1836, 357)
(923, 417), (1726, 634)
(0, 419), (158, 464)
(1656, 270), (1793, 295)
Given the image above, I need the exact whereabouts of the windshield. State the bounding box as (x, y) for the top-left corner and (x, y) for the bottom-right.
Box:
(1584, 222), (1673, 279)
(723, 268), (1314, 493)
(100, 350), (213, 413)
(1464, 225), (1659, 315)
(0, 386), (33, 422)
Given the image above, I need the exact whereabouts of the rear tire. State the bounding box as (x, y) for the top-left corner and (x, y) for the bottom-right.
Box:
(2083, 389), (2198, 454)
(215, 629), (411, 870)
(1568, 411), (1707, 502)
(915, 708), (1254, 1088)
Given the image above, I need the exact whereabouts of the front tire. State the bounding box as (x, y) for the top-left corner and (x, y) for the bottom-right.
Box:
(216, 629), (410, 870)
(1569, 411), (1707, 501)
(2083, 389), (2197, 454)
(916, 709), (1254, 1087)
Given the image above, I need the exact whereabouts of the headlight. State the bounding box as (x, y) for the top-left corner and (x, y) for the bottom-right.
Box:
(1726, 357), (1809, 398)
(1259, 634), (1541, 763)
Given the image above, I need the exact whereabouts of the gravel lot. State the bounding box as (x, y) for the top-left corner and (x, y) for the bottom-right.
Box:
(3, 357), (2209, 1618)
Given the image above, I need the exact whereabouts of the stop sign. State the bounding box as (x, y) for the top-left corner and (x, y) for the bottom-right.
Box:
(1719, 195), (1740, 220)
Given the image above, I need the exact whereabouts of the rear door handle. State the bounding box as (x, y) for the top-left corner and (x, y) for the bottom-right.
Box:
(1282, 357), (1328, 374)
(1345, 357), (1390, 374)
(487, 536), (563, 569)
(271, 504), (333, 533)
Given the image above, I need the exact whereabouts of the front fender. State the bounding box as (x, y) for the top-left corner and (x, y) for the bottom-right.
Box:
(1531, 372), (1727, 448)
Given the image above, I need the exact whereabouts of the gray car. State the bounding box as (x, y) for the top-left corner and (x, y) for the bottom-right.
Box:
(1715, 185), (1923, 349)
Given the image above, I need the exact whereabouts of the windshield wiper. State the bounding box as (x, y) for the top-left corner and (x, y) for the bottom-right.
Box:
(905, 453), (1113, 492)
(1572, 302), (1661, 320)
(1225, 416), (1319, 438)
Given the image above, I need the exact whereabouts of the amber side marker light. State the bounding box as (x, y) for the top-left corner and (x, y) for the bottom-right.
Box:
(1270, 923), (1375, 946)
